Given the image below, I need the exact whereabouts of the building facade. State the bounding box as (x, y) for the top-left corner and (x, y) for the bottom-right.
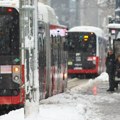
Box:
(97, 0), (115, 28)
(50, 0), (70, 27)
(115, 0), (120, 20)
(50, 0), (100, 28)
(40, 0), (115, 29)
(50, 0), (81, 28)
(80, 0), (98, 27)
(116, 0), (120, 8)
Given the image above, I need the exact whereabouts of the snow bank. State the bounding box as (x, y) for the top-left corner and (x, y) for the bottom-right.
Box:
(0, 108), (24, 120)
(70, 72), (108, 93)
(0, 93), (97, 120)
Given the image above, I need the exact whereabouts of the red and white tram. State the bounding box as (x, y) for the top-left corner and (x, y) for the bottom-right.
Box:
(67, 26), (106, 77)
(0, 1), (67, 107)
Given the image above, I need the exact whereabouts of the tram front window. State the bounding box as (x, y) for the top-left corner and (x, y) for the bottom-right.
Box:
(68, 32), (96, 55)
(0, 8), (19, 56)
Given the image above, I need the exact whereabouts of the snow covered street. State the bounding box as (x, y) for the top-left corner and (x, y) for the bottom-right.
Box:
(0, 72), (120, 120)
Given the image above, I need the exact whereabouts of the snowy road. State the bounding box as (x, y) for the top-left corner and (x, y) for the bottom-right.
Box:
(67, 78), (88, 89)
(0, 72), (120, 120)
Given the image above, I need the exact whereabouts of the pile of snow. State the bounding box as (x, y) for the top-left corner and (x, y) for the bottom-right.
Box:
(70, 72), (108, 93)
(0, 108), (24, 120)
(0, 72), (116, 120)
(0, 94), (98, 120)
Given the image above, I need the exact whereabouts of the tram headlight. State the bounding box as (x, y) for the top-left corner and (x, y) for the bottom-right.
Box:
(13, 75), (21, 84)
(14, 75), (19, 81)
(92, 61), (96, 64)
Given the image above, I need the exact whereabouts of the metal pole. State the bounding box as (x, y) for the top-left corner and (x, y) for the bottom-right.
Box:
(45, 23), (51, 97)
(33, 0), (40, 111)
(20, 0), (39, 118)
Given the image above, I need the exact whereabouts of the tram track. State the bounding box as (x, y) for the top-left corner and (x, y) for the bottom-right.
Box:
(67, 78), (89, 90)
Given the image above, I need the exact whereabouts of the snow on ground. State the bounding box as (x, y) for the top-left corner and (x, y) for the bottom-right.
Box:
(0, 72), (119, 120)
(70, 72), (108, 93)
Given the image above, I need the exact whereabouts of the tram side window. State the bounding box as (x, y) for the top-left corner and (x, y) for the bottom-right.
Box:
(86, 34), (96, 55)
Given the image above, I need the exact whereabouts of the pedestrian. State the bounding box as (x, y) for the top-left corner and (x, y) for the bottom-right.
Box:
(114, 55), (120, 89)
(106, 49), (116, 92)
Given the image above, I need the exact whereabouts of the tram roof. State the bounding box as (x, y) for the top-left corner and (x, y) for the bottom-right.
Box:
(38, 3), (59, 25)
(0, 0), (19, 9)
(107, 23), (120, 29)
(68, 26), (104, 37)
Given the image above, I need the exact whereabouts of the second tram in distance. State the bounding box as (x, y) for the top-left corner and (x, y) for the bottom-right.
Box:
(67, 26), (107, 77)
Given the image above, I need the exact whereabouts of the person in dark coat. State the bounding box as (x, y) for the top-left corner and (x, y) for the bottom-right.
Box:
(114, 55), (120, 89)
(106, 49), (116, 92)
(115, 55), (120, 77)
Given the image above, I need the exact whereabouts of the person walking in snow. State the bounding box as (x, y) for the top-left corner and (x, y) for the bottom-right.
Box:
(106, 49), (116, 92)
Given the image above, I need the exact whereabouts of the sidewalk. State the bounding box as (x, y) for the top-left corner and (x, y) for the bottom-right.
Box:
(91, 81), (120, 120)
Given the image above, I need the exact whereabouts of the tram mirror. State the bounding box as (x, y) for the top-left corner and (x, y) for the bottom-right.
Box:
(65, 34), (68, 39)
(64, 34), (69, 51)
(63, 41), (68, 51)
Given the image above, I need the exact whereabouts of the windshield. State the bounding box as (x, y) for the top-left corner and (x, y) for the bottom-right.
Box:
(0, 8), (19, 55)
(67, 32), (96, 55)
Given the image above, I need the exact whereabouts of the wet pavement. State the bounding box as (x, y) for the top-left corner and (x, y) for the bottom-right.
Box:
(89, 81), (120, 120)
(68, 77), (120, 120)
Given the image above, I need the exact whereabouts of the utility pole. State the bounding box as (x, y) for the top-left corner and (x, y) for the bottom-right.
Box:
(33, 0), (40, 114)
(19, 0), (39, 118)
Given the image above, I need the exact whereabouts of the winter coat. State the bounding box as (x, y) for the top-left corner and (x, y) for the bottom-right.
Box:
(106, 54), (115, 74)
(115, 60), (120, 78)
